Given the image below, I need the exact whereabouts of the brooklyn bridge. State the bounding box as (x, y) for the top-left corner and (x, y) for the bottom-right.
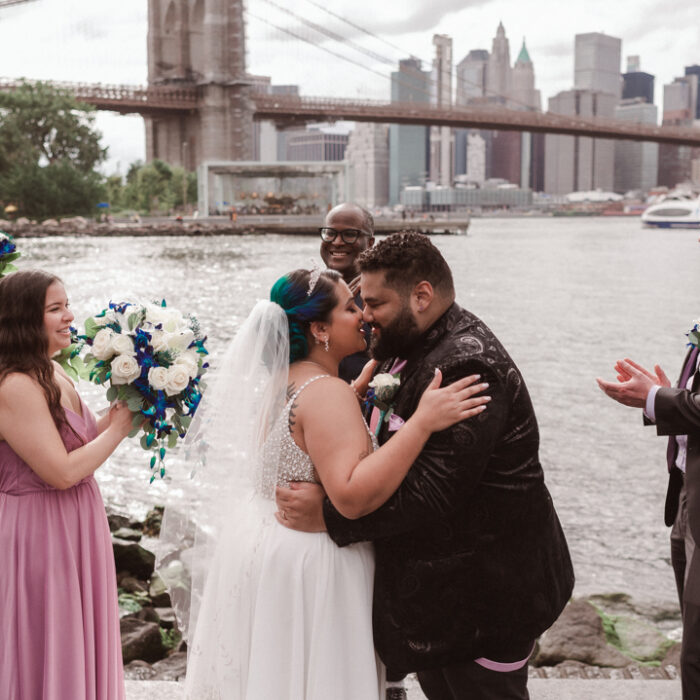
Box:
(0, 0), (698, 172)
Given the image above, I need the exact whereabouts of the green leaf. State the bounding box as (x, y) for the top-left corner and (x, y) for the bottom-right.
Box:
(132, 413), (144, 427)
(140, 433), (150, 450)
(127, 313), (139, 331)
(126, 395), (143, 412)
(84, 317), (101, 338)
(167, 431), (178, 449)
(127, 426), (141, 438)
(106, 385), (118, 402)
(62, 363), (79, 381)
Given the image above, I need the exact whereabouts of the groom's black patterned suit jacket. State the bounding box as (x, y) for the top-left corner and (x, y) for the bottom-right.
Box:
(323, 303), (575, 674)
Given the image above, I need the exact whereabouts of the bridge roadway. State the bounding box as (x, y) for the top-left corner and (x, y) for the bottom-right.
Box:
(1, 78), (699, 147)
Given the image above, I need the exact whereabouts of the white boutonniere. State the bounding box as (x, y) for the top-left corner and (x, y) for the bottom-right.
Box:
(367, 372), (401, 436)
(687, 320), (700, 348)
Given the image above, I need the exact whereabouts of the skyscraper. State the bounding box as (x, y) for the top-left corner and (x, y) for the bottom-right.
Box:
(545, 89), (617, 194)
(614, 99), (659, 193)
(346, 124), (389, 209)
(486, 22), (511, 103)
(430, 34), (454, 186)
(658, 73), (700, 187)
(389, 58), (430, 205)
(574, 32), (622, 97)
(684, 65), (700, 118)
(544, 33), (621, 194)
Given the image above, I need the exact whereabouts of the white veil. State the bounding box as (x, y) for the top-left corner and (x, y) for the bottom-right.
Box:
(155, 300), (289, 647)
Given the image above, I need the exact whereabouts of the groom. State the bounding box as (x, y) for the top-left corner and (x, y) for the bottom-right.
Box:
(277, 232), (574, 699)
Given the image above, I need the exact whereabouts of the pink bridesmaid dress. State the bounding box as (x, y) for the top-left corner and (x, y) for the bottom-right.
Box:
(0, 398), (125, 700)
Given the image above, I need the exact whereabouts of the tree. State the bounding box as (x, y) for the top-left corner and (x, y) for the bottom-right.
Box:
(0, 80), (107, 217)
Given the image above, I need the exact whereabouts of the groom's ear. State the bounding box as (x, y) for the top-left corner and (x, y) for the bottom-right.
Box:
(411, 281), (434, 314)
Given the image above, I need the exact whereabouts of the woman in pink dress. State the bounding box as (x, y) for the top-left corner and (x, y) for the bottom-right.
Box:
(0, 269), (134, 700)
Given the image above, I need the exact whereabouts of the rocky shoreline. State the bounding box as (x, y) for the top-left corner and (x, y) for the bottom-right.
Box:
(1, 217), (263, 238)
(110, 505), (682, 682)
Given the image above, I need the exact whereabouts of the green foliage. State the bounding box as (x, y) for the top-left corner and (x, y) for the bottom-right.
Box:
(0, 81), (107, 217)
(117, 588), (151, 614)
(159, 627), (182, 650)
(119, 159), (197, 214)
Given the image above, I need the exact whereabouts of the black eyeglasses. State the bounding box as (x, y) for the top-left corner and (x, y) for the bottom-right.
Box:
(319, 227), (370, 244)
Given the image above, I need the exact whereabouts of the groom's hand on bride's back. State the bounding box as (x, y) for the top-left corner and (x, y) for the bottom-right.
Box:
(275, 482), (327, 532)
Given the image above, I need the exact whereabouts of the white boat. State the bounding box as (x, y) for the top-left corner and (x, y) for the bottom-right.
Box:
(641, 192), (700, 229)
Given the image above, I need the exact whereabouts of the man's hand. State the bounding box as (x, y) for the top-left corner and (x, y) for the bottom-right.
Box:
(597, 358), (669, 408)
(275, 482), (327, 532)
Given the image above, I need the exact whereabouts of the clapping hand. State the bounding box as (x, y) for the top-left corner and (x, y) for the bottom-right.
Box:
(596, 358), (670, 408)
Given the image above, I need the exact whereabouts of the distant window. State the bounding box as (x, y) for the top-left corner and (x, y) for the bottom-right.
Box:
(651, 208), (692, 217)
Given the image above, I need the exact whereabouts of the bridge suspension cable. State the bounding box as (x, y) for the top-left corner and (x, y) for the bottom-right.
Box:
(251, 0), (539, 114)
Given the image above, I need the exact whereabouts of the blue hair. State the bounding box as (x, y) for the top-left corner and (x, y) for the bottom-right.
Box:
(270, 269), (340, 363)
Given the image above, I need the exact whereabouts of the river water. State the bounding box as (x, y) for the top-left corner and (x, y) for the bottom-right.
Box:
(19, 216), (700, 608)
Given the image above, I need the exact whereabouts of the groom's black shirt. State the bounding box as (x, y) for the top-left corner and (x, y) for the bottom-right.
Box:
(323, 303), (574, 674)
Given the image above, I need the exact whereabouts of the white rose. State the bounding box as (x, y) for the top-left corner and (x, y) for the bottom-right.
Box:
(148, 366), (169, 391)
(145, 304), (168, 326)
(166, 329), (194, 352)
(162, 310), (185, 333)
(368, 373), (401, 403)
(175, 350), (200, 379)
(110, 354), (142, 385)
(164, 364), (191, 396)
(150, 330), (169, 353)
(111, 333), (136, 357)
(91, 328), (116, 361)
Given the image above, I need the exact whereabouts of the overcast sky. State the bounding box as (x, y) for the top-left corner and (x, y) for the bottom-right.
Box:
(1, 0), (698, 174)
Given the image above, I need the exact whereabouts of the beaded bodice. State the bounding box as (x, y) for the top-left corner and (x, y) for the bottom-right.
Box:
(262, 374), (377, 491)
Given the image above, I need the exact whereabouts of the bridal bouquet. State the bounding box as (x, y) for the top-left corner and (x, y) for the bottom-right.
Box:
(0, 232), (20, 277)
(81, 300), (209, 481)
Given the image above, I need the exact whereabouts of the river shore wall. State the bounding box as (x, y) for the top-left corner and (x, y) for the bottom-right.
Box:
(0, 214), (470, 237)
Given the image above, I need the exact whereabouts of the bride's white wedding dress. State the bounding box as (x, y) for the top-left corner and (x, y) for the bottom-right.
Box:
(184, 375), (384, 700)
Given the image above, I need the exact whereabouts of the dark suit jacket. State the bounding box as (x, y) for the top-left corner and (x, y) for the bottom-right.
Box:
(323, 303), (574, 673)
(656, 350), (700, 542)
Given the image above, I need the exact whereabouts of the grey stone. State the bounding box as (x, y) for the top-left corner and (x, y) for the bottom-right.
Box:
(150, 652), (187, 681)
(148, 572), (172, 608)
(154, 607), (177, 630)
(123, 660), (156, 681)
(119, 576), (148, 594)
(534, 599), (632, 668)
(120, 617), (167, 664)
(114, 527), (143, 543)
(113, 538), (156, 580)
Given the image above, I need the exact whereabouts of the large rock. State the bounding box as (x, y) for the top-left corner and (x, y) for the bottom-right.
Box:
(123, 660), (156, 681)
(120, 617), (168, 664)
(113, 537), (156, 579)
(535, 599), (632, 668)
(151, 652), (187, 681)
(148, 571), (172, 608)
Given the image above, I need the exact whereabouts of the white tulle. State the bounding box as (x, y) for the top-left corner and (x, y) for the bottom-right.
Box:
(156, 300), (289, 641)
(156, 299), (384, 699)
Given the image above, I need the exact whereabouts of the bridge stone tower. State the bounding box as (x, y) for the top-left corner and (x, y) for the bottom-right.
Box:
(146, 0), (253, 168)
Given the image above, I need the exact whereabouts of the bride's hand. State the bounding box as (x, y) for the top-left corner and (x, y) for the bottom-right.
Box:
(275, 482), (327, 532)
(413, 369), (490, 433)
(351, 359), (378, 399)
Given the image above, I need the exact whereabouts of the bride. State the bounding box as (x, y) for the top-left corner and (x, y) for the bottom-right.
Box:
(159, 268), (490, 699)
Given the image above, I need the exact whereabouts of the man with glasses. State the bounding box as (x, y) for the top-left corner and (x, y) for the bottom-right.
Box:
(319, 203), (376, 384)
(320, 202), (375, 289)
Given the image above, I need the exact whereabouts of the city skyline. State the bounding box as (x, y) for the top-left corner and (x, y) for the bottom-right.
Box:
(0, 0), (698, 174)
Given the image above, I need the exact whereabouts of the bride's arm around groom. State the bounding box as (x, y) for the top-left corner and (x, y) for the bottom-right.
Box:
(278, 233), (574, 699)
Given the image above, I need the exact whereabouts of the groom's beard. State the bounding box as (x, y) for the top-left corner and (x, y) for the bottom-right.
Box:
(369, 305), (422, 361)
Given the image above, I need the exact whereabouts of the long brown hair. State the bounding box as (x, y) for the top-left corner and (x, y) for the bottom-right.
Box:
(0, 269), (73, 435)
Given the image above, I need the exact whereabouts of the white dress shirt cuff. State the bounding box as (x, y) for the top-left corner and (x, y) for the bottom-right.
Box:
(645, 385), (660, 422)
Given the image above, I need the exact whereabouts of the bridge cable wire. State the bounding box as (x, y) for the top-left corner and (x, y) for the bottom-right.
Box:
(258, 0), (395, 67)
(295, 0), (539, 112)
